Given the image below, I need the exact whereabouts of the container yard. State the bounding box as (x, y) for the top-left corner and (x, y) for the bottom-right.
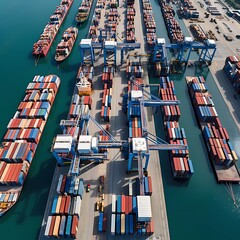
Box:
(0, 75), (60, 216)
(1, 0), (240, 239)
(36, 0), (240, 238)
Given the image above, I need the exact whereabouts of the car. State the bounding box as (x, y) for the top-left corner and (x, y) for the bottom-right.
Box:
(86, 184), (90, 192)
(236, 35), (240, 39)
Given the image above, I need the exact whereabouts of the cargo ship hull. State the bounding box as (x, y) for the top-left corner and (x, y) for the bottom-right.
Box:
(55, 27), (78, 62)
(0, 75), (60, 216)
(32, 0), (73, 57)
(75, 0), (93, 24)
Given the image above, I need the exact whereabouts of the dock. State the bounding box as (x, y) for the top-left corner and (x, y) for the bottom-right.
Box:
(39, 0), (170, 239)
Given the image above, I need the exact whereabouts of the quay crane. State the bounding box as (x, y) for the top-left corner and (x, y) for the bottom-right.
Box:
(153, 37), (217, 74)
(125, 77), (188, 195)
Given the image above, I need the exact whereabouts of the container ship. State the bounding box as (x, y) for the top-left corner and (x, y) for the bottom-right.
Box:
(186, 76), (240, 182)
(223, 56), (240, 94)
(75, 0), (93, 24)
(159, 76), (194, 179)
(141, 0), (157, 49)
(159, 0), (184, 43)
(55, 27), (78, 62)
(32, 0), (73, 57)
(0, 75), (60, 216)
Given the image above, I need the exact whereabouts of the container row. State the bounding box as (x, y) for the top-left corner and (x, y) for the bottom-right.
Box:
(45, 215), (78, 238)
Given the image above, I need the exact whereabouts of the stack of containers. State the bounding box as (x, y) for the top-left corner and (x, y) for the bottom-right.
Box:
(0, 75), (60, 214)
(77, 65), (94, 82)
(187, 76), (218, 122)
(99, 126), (110, 153)
(0, 75), (60, 186)
(160, 77), (181, 121)
(105, 1), (118, 36)
(111, 194), (154, 235)
(126, 62), (143, 78)
(44, 176), (84, 238)
(142, 0), (157, 49)
(186, 75), (238, 167)
(45, 214), (79, 238)
(202, 123), (238, 166)
(159, 77), (194, 179)
(101, 67), (114, 122)
(56, 175), (85, 198)
(223, 56), (240, 94)
(159, 0), (184, 43)
(128, 78), (143, 138)
(126, 5), (136, 43)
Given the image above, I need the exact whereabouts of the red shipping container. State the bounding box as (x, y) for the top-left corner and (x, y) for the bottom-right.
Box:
(125, 196), (129, 214)
(64, 196), (71, 214)
(71, 215), (78, 238)
(147, 176), (153, 195)
(121, 195), (126, 213)
(60, 175), (67, 194)
(48, 215), (56, 237)
(4, 164), (12, 182)
(60, 196), (66, 215)
(0, 162), (7, 177)
(222, 128), (229, 140)
(9, 164), (19, 183)
(183, 158), (189, 172)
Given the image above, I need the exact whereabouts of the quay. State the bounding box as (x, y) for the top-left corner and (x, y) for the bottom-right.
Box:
(39, 0), (170, 239)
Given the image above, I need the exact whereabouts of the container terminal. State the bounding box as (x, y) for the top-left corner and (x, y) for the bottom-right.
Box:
(36, 0), (240, 238)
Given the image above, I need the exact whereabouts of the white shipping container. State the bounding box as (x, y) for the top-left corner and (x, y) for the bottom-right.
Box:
(112, 195), (116, 213)
(171, 128), (176, 140)
(74, 196), (82, 217)
(111, 214), (116, 235)
(44, 216), (52, 236)
(137, 196), (152, 222)
(12, 144), (22, 161)
(212, 107), (218, 117)
(12, 193), (18, 202)
(129, 179), (133, 196)
(105, 95), (108, 107)
(179, 158), (185, 173)
(56, 175), (63, 194)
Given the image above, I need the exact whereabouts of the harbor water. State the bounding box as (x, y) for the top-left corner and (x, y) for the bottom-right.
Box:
(0, 0), (240, 239)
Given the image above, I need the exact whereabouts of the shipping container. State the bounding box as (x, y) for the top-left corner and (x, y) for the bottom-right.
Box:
(65, 215), (72, 238)
(116, 214), (121, 235)
(112, 194), (116, 213)
(111, 214), (116, 235)
(98, 212), (104, 232)
(53, 215), (61, 237)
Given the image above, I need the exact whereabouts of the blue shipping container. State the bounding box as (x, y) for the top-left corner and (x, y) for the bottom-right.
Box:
(116, 214), (121, 235)
(98, 212), (104, 232)
(132, 197), (137, 214)
(65, 215), (72, 238)
(117, 195), (121, 213)
(51, 195), (58, 214)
